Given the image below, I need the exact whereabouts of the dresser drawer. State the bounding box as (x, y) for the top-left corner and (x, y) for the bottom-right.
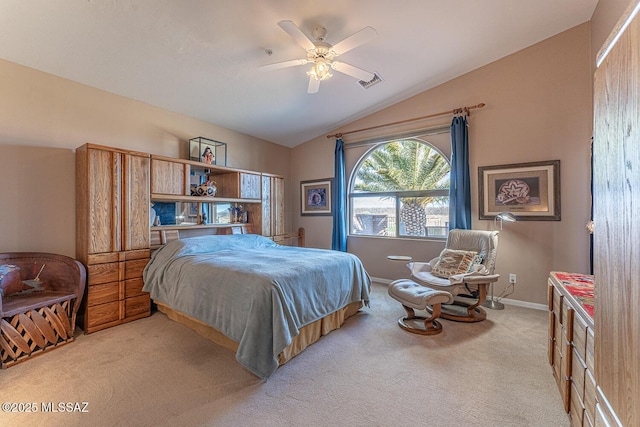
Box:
(548, 311), (556, 365)
(584, 369), (597, 425)
(125, 277), (146, 298)
(125, 294), (150, 318)
(86, 281), (119, 306)
(570, 382), (585, 427)
(586, 327), (595, 373)
(573, 313), (588, 361)
(124, 258), (149, 280)
(553, 287), (563, 320)
(86, 301), (120, 329)
(552, 344), (562, 382)
(571, 347), (586, 400)
(87, 262), (120, 285)
(555, 317), (563, 348)
(562, 299), (574, 339)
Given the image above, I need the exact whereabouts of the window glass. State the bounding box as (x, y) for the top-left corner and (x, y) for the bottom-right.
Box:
(350, 139), (450, 239)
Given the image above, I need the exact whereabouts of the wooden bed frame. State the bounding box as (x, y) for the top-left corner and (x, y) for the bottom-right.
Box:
(157, 300), (363, 367)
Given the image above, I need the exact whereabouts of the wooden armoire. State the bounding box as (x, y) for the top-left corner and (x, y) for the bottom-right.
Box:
(592, 1), (640, 425)
(76, 144), (151, 333)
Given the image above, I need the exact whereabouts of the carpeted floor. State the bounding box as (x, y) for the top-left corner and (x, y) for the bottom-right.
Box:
(1, 282), (569, 426)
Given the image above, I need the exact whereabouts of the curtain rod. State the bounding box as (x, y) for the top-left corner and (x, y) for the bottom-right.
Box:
(326, 102), (486, 139)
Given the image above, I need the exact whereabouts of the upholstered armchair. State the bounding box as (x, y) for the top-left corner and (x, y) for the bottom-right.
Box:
(407, 229), (500, 322)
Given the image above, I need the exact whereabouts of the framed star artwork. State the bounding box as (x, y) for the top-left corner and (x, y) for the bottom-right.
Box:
(478, 160), (560, 221)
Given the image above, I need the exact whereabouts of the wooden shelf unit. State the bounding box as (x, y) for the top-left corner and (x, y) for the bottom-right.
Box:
(150, 155), (284, 240)
(76, 145), (290, 333)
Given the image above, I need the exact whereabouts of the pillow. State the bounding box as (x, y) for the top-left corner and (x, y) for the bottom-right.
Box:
(0, 264), (31, 297)
(431, 249), (478, 279)
(175, 234), (278, 257)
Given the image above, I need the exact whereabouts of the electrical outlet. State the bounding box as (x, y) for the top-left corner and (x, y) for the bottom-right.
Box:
(509, 273), (517, 284)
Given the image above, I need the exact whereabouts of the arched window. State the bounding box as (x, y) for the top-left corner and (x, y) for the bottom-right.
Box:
(349, 138), (450, 238)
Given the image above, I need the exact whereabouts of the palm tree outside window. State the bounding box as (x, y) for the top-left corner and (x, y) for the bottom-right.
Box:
(350, 139), (450, 238)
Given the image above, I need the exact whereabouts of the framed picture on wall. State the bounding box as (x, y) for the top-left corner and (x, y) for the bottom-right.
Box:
(300, 179), (333, 216)
(478, 160), (560, 220)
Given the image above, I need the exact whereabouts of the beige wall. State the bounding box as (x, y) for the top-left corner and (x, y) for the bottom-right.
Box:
(591, 0), (635, 62)
(292, 23), (594, 306)
(0, 58), (291, 258)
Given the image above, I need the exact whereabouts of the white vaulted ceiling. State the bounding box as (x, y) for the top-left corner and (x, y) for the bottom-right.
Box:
(0, 1), (598, 147)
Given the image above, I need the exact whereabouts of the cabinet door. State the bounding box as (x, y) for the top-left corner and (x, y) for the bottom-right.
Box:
(272, 176), (285, 236)
(123, 154), (150, 251)
(261, 175), (272, 236)
(87, 148), (121, 254)
(261, 175), (285, 237)
(240, 173), (261, 199)
(151, 158), (187, 195)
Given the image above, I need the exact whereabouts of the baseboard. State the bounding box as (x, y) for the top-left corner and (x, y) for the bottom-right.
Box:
(371, 276), (393, 285)
(371, 276), (547, 311)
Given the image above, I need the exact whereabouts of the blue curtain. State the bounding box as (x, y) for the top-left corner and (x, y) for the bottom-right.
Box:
(332, 138), (347, 251)
(449, 116), (472, 229)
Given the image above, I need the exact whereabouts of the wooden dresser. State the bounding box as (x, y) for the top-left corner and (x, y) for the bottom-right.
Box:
(76, 144), (151, 333)
(547, 272), (596, 427)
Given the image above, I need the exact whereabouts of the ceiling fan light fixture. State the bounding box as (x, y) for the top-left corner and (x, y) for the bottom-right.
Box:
(307, 58), (333, 81)
(262, 20), (377, 92)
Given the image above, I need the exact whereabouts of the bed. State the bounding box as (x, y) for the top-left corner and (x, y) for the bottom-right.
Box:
(142, 233), (371, 379)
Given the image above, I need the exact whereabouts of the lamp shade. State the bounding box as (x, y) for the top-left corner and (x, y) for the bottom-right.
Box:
(496, 212), (517, 222)
(494, 211), (517, 230)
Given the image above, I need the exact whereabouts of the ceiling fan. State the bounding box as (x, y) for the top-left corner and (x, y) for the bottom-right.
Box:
(260, 20), (377, 94)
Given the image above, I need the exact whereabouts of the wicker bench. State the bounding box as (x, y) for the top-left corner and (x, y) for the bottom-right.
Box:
(0, 252), (86, 368)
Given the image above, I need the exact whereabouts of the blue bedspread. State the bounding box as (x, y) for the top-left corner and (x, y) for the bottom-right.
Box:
(143, 234), (371, 379)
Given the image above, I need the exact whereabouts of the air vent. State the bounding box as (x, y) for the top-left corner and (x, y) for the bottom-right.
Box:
(358, 72), (383, 89)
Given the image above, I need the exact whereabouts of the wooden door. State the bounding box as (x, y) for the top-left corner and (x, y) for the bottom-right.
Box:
(123, 154), (150, 251)
(86, 148), (121, 254)
(592, 3), (640, 426)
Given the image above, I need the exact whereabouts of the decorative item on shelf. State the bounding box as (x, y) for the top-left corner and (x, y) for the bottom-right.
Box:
(195, 180), (218, 197)
(150, 203), (157, 226)
(189, 137), (228, 166)
(229, 205), (244, 223)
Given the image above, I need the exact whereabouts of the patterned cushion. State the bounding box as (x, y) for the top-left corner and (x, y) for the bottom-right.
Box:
(431, 249), (478, 279)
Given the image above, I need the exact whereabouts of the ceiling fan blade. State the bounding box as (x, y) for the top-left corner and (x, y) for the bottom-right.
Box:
(259, 58), (309, 72)
(332, 26), (377, 55)
(307, 76), (320, 94)
(278, 20), (316, 51)
(331, 61), (375, 82)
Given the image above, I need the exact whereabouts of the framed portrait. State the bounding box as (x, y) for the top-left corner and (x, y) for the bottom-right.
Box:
(300, 179), (333, 216)
(478, 160), (560, 221)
